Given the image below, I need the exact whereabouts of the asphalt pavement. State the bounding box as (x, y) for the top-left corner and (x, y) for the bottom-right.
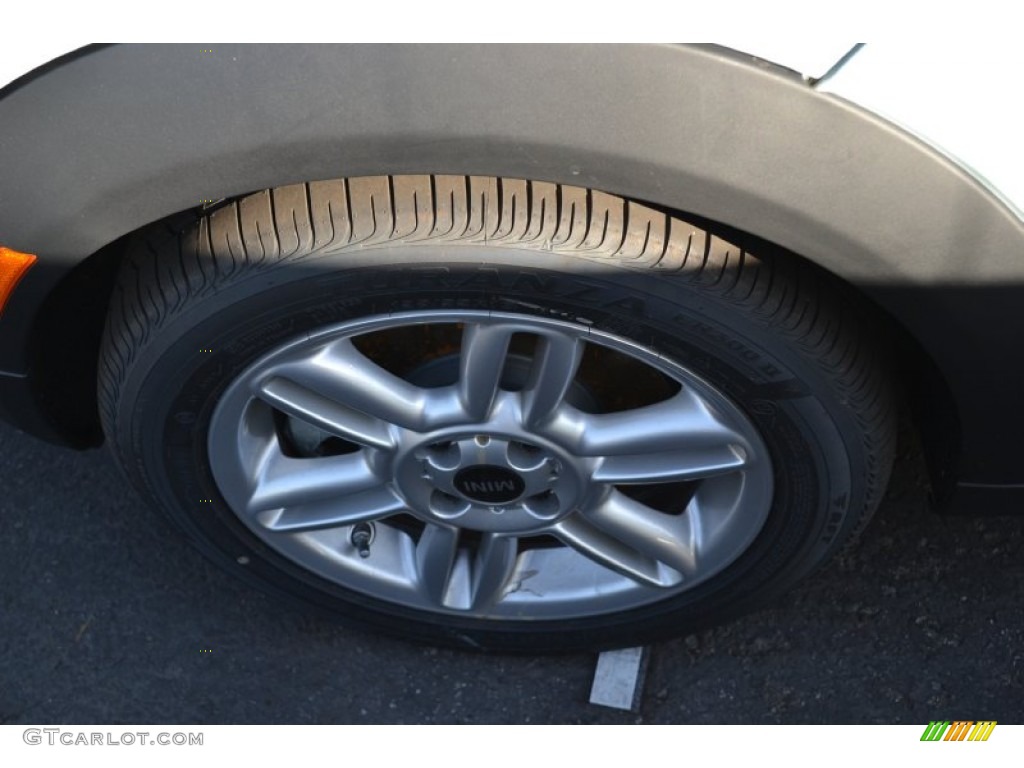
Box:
(1, 422), (1021, 724)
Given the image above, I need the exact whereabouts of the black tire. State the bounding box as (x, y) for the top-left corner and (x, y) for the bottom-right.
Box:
(99, 175), (895, 652)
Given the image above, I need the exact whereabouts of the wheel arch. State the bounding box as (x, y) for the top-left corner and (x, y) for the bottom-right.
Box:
(1, 43), (1020, 503)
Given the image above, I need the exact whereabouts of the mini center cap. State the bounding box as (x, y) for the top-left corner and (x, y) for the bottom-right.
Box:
(453, 465), (526, 504)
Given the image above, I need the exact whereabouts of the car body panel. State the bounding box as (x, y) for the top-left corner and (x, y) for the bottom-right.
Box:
(818, 43), (1024, 220)
(0, 41), (86, 92)
(1, 43), (1023, 511)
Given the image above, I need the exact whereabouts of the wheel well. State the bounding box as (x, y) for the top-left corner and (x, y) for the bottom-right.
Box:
(2, 43), (1016, 492)
(648, 204), (959, 506)
(26, 192), (959, 506)
(28, 233), (127, 448)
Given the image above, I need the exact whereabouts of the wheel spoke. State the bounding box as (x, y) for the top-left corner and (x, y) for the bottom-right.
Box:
(583, 390), (741, 454)
(468, 533), (519, 610)
(551, 514), (681, 588)
(551, 389), (747, 483)
(586, 491), (698, 577)
(521, 332), (585, 427)
(256, 376), (396, 450)
(415, 524), (462, 607)
(593, 445), (746, 484)
(268, 338), (428, 430)
(413, 527), (517, 610)
(458, 323), (514, 420)
(258, 488), (406, 532)
(246, 448), (382, 514)
(684, 474), (751, 548)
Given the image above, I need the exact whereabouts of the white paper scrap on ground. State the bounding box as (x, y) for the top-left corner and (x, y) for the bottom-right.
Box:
(589, 646), (648, 711)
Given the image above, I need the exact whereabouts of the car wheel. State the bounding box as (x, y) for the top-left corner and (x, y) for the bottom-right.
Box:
(98, 175), (895, 652)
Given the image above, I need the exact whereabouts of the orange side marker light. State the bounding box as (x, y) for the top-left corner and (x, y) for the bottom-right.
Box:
(0, 246), (37, 316)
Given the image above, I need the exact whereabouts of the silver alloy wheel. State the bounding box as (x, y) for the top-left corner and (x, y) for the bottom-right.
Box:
(208, 310), (773, 620)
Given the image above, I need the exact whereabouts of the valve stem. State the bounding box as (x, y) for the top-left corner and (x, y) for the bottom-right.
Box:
(350, 523), (374, 558)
